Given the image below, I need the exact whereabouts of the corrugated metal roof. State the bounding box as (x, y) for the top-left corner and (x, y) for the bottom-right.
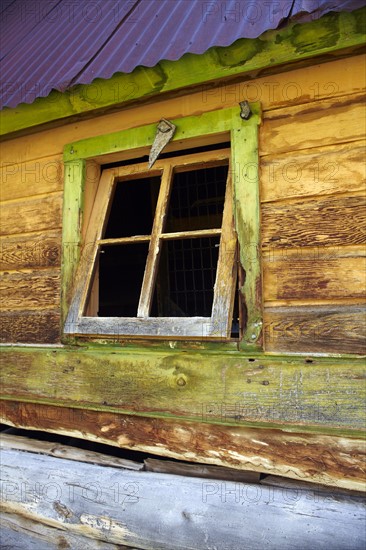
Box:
(0, 0), (364, 110)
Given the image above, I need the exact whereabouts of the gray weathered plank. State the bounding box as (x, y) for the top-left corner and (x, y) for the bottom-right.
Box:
(0, 433), (143, 471)
(1, 512), (134, 549)
(1, 447), (365, 550)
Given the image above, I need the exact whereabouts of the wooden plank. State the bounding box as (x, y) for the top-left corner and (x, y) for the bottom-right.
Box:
(1, 512), (130, 549)
(2, 402), (365, 491)
(144, 458), (260, 483)
(264, 304), (366, 355)
(263, 253), (366, 302)
(262, 194), (366, 249)
(211, 169), (237, 338)
(1, 446), (365, 549)
(0, 433), (143, 471)
(0, 310), (60, 344)
(231, 114), (262, 348)
(0, 193), (62, 236)
(0, 155), (63, 202)
(261, 140), (366, 202)
(61, 160), (86, 326)
(1, 347), (365, 434)
(260, 476), (366, 498)
(260, 95), (365, 155)
(0, 230), (61, 270)
(0, 269), (60, 311)
(67, 316), (216, 339)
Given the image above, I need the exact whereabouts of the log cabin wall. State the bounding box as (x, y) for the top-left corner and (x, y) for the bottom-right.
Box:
(1, 54), (365, 353)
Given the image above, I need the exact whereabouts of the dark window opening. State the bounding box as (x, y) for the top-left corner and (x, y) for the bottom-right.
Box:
(166, 166), (227, 232)
(104, 176), (160, 239)
(98, 243), (149, 317)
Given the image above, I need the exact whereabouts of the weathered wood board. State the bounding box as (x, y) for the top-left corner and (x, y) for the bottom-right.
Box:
(1, 512), (129, 549)
(1, 347), (365, 434)
(0, 269), (60, 311)
(261, 140), (366, 202)
(262, 194), (366, 250)
(0, 434), (143, 472)
(1, 401), (366, 491)
(0, 230), (61, 271)
(0, 155), (64, 202)
(144, 458), (261, 484)
(1, 446), (365, 549)
(260, 95), (365, 155)
(0, 310), (60, 344)
(0, 193), (62, 236)
(264, 305), (366, 355)
(263, 254), (366, 301)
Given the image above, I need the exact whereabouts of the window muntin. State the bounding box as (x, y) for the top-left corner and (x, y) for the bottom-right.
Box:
(65, 148), (238, 339)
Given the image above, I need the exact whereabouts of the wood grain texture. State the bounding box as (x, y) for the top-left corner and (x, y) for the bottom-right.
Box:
(1, 445), (365, 549)
(61, 160), (86, 325)
(261, 140), (366, 202)
(260, 95), (365, 156)
(144, 458), (260, 483)
(1, 346), (365, 434)
(211, 169), (237, 339)
(263, 254), (366, 301)
(0, 231), (61, 270)
(2, 402), (365, 490)
(1, 513), (133, 549)
(232, 113), (262, 347)
(0, 310), (60, 344)
(0, 433), (143, 471)
(0, 155), (63, 202)
(0, 193), (62, 236)
(0, 269), (60, 311)
(262, 194), (366, 249)
(264, 304), (366, 355)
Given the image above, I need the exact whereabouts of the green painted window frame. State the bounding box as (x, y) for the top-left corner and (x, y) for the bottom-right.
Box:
(61, 104), (262, 348)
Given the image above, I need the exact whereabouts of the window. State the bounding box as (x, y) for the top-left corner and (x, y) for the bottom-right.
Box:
(62, 106), (262, 346)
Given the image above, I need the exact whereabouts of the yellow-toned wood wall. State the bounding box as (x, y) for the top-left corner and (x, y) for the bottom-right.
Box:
(1, 55), (365, 353)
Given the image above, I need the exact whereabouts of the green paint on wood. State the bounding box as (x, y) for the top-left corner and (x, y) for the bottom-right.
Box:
(63, 107), (239, 162)
(231, 110), (262, 348)
(61, 160), (85, 327)
(61, 105), (262, 348)
(0, 346), (365, 436)
(1, 8), (365, 137)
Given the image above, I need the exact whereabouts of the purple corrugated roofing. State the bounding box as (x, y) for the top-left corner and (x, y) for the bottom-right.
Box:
(0, 0), (364, 110)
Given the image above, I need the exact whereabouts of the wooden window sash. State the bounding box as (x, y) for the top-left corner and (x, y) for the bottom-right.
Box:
(65, 149), (237, 339)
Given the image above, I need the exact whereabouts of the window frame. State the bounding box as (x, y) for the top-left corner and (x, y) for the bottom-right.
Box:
(61, 105), (262, 347)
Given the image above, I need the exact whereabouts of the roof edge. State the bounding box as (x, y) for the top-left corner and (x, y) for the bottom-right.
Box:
(1, 7), (365, 138)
